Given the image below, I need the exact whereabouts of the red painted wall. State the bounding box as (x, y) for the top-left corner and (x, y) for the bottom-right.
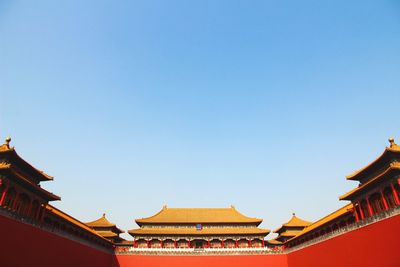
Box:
(287, 215), (400, 267)
(2, 213), (399, 267)
(115, 254), (288, 267)
(0, 215), (113, 267)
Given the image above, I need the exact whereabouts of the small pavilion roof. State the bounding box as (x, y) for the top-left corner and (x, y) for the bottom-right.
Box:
(86, 214), (123, 233)
(274, 214), (311, 233)
(128, 227), (270, 236)
(346, 138), (400, 181)
(135, 206), (263, 225)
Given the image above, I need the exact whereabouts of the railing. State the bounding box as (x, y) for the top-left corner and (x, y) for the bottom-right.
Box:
(285, 206), (400, 253)
(115, 246), (284, 255)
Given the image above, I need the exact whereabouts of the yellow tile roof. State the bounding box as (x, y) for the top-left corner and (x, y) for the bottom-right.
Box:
(266, 239), (283, 245)
(86, 214), (123, 233)
(96, 231), (118, 238)
(340, 163), (400, 200)
(274, 214), (311, 233)
(129, 227), (270, 236)
(346, 140), (400, 181)
(86, 214), (116, 227)
(288, 203), (353, 242)
(279, 230), (303, 237)
(135, 206), (263, 225)
(0, 139), (53, 181)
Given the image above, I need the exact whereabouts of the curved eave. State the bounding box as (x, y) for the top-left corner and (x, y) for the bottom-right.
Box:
(128, 228), (270, 236)
(340, 164), (400, 200)
(266, 239), (283, 245)
(1, 167), (60, 201)
(136, 220), (263, 226)
(135, 206), (263, 226)
(346, 147), (399, 181)
(0, 148), (54, 182)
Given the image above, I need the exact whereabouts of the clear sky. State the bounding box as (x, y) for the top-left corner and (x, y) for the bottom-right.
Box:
(1, 1), (399, 240)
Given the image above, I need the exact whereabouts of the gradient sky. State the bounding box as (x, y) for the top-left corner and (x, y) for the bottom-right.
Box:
(1, 1), (399, 240)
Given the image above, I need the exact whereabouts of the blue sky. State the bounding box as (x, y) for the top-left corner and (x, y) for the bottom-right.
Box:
(1, 1), (399, 239)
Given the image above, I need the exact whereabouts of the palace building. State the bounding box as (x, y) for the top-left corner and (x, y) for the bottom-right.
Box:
(128, 206), (269, 248)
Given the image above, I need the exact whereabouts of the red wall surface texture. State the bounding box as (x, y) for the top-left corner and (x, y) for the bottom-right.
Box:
(115, 254), (288, 267)
(0, 215), (113, 267)
(287, 215), (400, 267)
(2, 214), (399, 267)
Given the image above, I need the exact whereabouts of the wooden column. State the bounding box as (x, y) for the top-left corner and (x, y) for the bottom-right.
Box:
(380, 190), (389, 210)
(353, 206), (360, 222)
(0, 183), (9, 206)
(12, 191), (20, 211)
(174, 240), (177, 248)
(391, 184), (400, 205)
(235, 240), (238, 248)
(261, 239), (265, 247)
(358, 201), (365, 219)
(366, 197), (374, 216)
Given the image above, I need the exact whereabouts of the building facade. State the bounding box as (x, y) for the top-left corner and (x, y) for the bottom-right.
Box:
(129, 206), (270, 248)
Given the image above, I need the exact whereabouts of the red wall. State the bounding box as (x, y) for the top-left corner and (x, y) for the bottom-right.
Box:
(287, 215), (400, 267)
(2, 213), (399, 267)
(115, 254), (288, 267)
(0, 215), (113, 267)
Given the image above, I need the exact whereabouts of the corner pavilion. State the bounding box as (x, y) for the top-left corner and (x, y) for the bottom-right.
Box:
(267, 213), (311, 248)
(129, 206), (270, 248)
(86, 214), (125, 244)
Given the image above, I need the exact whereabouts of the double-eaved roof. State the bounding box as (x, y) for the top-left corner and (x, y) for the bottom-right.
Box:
(0, 138), (60, 202)
(340, 138), (400, 201)
(135, 206), (263, 225)
(130, 206), (270, 238)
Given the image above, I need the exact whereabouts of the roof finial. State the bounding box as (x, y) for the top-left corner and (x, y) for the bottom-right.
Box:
(4, 137), (11, 148)
(389, 137), (396, 148)
(102, 213), (106, 218)
(292, 212), (296, 216)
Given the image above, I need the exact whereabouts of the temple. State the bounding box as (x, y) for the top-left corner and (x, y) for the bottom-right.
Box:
(86, 214), (126, 244)
(0, 137), (399, 267)
(129, 206), (269, 248)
